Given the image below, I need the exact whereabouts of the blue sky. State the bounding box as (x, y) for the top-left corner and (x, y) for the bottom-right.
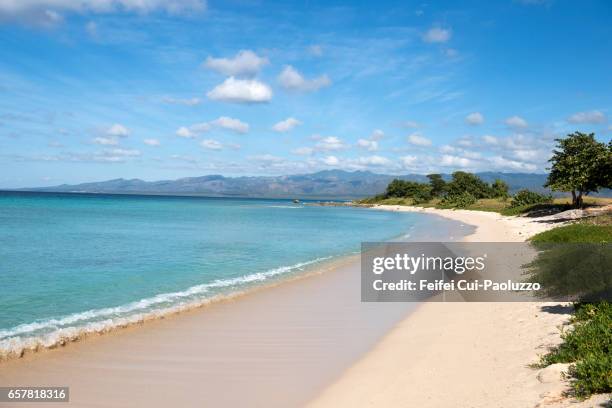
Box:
(0, 0), (611, 188)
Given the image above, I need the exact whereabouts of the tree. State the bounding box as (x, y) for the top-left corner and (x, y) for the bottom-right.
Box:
(491, 179), (509, 199)
(545, 132), (612, 208)
(446, 171), (493, 199)
(426, 174), (446, 197)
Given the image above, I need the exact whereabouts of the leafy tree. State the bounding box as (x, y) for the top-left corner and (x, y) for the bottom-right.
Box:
(426, 174), (446, 197)
(446, 171), (493, 199)
(545, 132), (612, 208)
(491, 179), (509, 199)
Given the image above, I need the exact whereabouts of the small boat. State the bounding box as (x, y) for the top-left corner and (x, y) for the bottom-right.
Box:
(292, 199), (300, 204)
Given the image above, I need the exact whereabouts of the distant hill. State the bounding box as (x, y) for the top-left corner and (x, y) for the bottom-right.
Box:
(23, 170), (555, 199)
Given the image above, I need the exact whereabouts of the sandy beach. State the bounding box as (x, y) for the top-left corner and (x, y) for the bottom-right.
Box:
(309, 206), (609, 408)
(0, 206), (607, 407)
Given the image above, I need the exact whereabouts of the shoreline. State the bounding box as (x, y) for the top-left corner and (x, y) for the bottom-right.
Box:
(308, 205), (610, 407)
(0, 210), (467, 407)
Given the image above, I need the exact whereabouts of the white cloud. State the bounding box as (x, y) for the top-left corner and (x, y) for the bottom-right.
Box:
(292, 147), (314, 155)
(316, 136), (346, 151)
(371, 129), (385, 140)
(93, 136), (119, 145)
(211, 116), (249, 133)
(143, 138), (160, 146)
(162, 96), (201, 106)
(567, 110), (606, 124)
(200, 139), (222, 150)
(107, 123), (129, 137)
(357, 139), (378, 151)
(465, 112), (484, 125)
(356, 155), (390, 166)
(322, 155), (339, 166)
(176, 126), (195, 138)
(440, 154), (473, 168)
(278, 65), (331, 92)
(207, 77), (272, 103)
(400, 155), (418, 167)
(176, 117), (248, 138)
(0, 0), (205, 25)
(272, 117), (302, 133)
(407, 132), (432, 147)
(423, 27), (452, 43)
(108, 148), (140, 157)
(489, 156), (537, 172)
(204, 50), (269, 77)
(250, 154), (284, 163)
(482, 135), (498, 145)
(505, 115), (528, 129)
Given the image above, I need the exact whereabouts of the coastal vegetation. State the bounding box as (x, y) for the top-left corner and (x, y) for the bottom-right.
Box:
(529, 216), (612, 398)
(545, 132), (612, 208)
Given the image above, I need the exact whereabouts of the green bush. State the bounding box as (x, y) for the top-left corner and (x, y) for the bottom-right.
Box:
(569, 354), (612, 397)
(539, 301), (612, 398)
(440, 191), (476, 208)
(509, 189), (552, 208)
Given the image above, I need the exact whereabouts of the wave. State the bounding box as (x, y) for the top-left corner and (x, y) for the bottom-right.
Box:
(0, 256), (332, 360)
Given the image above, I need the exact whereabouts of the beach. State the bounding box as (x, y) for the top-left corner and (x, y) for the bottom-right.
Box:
(0, 205), (604, 407)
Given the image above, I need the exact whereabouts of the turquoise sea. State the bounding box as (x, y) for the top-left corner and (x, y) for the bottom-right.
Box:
(0, 191), (466, 355)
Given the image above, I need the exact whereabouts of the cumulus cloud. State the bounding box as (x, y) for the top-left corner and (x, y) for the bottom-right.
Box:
(400, 155), (418, 167)
(176, 116), (249, 138)
(355, 155), (390, 166)
(371, 129), (385, 140)
(0, 0), (205, 25)
(482, 135), (498, 145)
(211, 116), (249, 133)
(315, 136), (347, 151)
(278, 66), (331, 92)
(143, 138), (160, 146)
(176, 126), (195, 138)
(162, 96), (201, 106)
(357, 139), (378, 151)
(107, 123), (129, 137)
(322, 155), (339, 166)
(422, 27), (452, 43)
(272, 117), (302, 133)
(200, 139), (222, 150)
(407, 132), (432, 147)
(440, 154), (473, 168)
(207, 77), (272, 103)
(505, 115), (528, 129)
(204, 50), (269, 77)
(465, 112), (484, 125)
(567, 110), (606, 124)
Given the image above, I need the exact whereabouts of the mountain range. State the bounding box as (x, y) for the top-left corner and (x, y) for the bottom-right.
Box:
(22, 170), (554, 199)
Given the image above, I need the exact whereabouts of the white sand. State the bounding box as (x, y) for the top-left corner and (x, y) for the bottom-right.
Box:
(308, 205), (609, 408)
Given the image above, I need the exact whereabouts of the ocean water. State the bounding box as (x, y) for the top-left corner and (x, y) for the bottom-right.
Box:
(0, 191), (465, 355)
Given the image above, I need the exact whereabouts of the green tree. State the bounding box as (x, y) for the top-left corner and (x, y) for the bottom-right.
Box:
(491, 179), (509, 199)
(545, 132), (612, 208)
(426, 174), (446, 197)
(446, 171), (493, 199)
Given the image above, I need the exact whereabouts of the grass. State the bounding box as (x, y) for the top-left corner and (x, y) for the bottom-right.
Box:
(530, 214), (612, 243)
(358, 195), (612, 216)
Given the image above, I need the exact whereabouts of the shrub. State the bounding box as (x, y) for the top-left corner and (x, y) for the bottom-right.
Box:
(569, 354), (612, 397)
(491, 179), (509, 199)
(440, 191), (476, 208)
(509, 189), (552, 208)
(539, 301), (612, 398)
